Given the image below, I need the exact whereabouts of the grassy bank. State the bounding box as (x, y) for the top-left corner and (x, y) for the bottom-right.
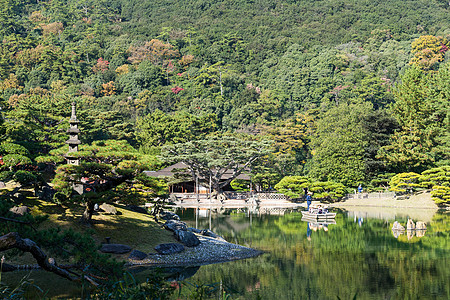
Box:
(13, 196), (176, 263)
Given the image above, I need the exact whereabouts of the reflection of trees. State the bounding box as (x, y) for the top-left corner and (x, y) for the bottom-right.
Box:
(178, 210), (449, 299)
(374, 213), (450, 299)
(421, 213), (450, 250)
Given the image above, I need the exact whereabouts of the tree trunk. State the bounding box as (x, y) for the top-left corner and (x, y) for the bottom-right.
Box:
(81, 201), (95, 224)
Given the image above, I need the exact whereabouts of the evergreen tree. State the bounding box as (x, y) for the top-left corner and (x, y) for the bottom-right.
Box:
(378, 66), (440, 172)
(160, 135), (271, 194)
(308, 102), (372, 187)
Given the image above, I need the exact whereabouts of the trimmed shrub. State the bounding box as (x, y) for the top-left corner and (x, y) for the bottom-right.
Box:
(274, 176), (310, 199)
(13, 170), (37, 185)
(230, 179), (250, 192)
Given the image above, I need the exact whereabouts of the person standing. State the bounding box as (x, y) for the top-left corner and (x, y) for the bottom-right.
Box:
(306, 192), (312, 210)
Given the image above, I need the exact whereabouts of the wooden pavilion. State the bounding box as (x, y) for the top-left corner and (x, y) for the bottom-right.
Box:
(143, 162), (251, 194)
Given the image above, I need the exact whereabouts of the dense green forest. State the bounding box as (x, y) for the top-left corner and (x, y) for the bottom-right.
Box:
(0, 0), (449, 195)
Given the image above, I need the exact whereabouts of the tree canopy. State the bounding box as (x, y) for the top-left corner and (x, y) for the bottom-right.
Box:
(160, 135), (271, 194)
(0, 0), (448, 194)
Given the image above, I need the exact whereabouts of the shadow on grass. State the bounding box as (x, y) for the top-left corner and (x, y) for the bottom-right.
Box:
(22, 197), (67, 215)
(88, 206), (174, 251)
(18, 197), (175, 252)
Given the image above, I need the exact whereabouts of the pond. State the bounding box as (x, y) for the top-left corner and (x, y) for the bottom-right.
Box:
(3, 207), (449, 299)
(170, 207), (449, 299)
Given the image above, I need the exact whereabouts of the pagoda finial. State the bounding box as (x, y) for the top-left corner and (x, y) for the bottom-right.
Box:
(70, 102), (77, 121)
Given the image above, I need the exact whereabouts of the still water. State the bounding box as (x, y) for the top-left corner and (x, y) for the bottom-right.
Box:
(172, 207), (449, 300)
(3, 208), (449, 299)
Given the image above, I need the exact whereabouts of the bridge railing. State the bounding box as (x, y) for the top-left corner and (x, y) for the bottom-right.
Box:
(171, 191), (291, 202)
(255, 192), (290, 201)
(344, 191), (395, 199)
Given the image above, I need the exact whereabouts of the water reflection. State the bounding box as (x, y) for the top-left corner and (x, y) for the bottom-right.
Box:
(128, 265), (201, 282)
(343, 207), (437, 223)
(391, 220), (428, 239)
(5, 207), (447, 299)
(174, 207), (449, 299)
(301, 218), (336, 240)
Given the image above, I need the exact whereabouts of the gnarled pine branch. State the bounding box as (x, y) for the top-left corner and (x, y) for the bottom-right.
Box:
(0, 232), (97, 286)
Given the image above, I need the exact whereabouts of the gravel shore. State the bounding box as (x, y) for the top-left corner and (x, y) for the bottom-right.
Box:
(126, 235), (263, 268)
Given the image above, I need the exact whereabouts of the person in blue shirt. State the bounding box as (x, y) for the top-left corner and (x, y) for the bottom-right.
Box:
(358, 184), (363, 193)
(306, 192), (312, 210)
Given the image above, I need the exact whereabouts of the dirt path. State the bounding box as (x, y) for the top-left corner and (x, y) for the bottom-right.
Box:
(330, 192), (439, 222)
(331, 192), (437, 208)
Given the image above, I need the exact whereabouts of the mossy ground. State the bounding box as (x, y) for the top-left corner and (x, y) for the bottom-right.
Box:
(7, 191), (176, 264)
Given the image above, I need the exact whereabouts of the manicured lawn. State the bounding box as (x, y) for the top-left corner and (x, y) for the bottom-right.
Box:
(21, 197), (176, 255)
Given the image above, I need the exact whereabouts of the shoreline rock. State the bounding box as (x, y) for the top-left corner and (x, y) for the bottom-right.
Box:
(127, 235), (263, 268)
(100, 243), (132, 254)
(139, 211), (262, 267)
(155, 243), (185, 255)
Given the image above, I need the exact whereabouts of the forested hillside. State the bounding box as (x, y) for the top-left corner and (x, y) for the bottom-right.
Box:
(0, 0), (449, 191)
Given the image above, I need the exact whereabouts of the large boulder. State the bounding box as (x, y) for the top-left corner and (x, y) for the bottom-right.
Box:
(155, 243), (185, 255)
(9, 206), (30, 217)
(218, 193), (227, 202)
(392, 221), (405, 231)
(201, 229), (226, 242)
(126, 205), (148, 214)
(416, 221), (427, 230)
(407, 219), (415, 230)
(163, 220), (187, 232)
(99, 203), (118, 215)
(36, 185), (56, 202)
(128, 250), (148, 260)
(100, 244), (132, 254)
(169, 194), (178, 203)
(175, 230), (201, 247)
(13, 193), (25, 202)
(187, 227), (202, 234)
(158, 211), (180, 221)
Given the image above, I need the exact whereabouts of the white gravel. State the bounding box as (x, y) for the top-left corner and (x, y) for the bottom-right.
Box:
(126, 236), (263, 267)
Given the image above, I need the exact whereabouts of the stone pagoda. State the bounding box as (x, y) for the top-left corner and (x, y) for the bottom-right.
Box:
(65, 102), (81, 165)
(65, 102), (84, 194)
